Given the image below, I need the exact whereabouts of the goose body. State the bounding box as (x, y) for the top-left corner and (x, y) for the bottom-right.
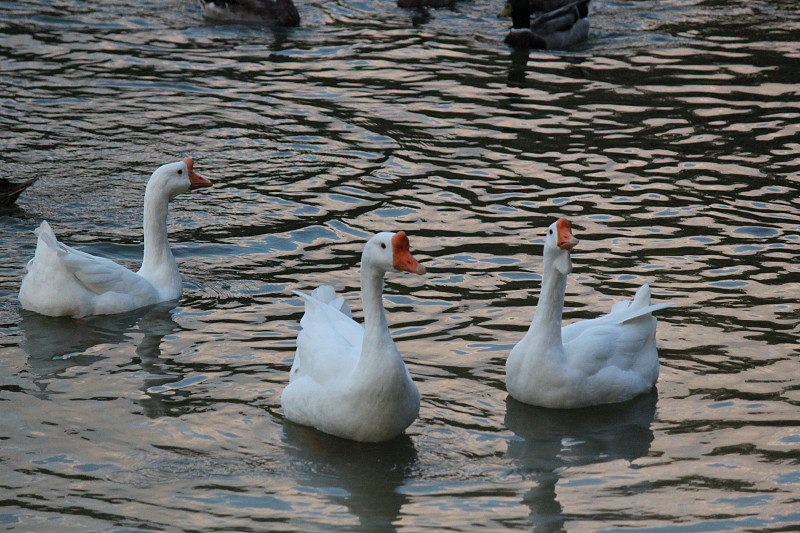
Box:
(500, 0), (590, 50)
(198, 0), (300, 26)
(18, 159), (211, 318)
(506, 218), (672, 408)
(281, 232), (426, 443)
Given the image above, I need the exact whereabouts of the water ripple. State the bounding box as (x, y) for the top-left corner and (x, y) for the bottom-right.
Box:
(1, 0), (799, 531)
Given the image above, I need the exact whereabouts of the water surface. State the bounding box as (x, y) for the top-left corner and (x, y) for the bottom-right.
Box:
(1, 0), (799, 531)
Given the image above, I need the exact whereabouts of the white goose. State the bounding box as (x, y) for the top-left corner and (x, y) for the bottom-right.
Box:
(281, 231), (426, 443)
(506, 218), (672, 408)
(18, 159), (211, 318)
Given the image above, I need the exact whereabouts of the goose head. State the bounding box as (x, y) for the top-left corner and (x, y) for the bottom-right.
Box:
(363, 231), (426, 276)
(544, 218), (579, 275)
(146, 158), (212, 201)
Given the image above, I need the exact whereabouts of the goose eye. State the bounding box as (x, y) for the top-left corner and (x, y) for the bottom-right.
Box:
(380, 243), (386, 249)
(549, 229), (553, 235)
(178, 169), (183, 175)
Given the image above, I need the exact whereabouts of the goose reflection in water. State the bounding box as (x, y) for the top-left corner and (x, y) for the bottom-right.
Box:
(282, 422), (417, 532)
(19, 303), (180, 384)
(507, 46), (531, 87)
(504, 392), (657, 532)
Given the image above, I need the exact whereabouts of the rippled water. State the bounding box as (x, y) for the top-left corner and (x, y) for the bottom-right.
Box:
(1, 0), (799, 531)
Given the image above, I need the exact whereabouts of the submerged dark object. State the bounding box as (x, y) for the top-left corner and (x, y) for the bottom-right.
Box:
(198, 0), (300, 26)
(0, 177), (37, 207)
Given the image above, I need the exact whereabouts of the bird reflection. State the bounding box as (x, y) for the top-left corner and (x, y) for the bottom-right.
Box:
(507, 46), (531, 87)
(282, 422), (418, 532)
(504, 392), (657, 532)
(19, 303), (180, 384)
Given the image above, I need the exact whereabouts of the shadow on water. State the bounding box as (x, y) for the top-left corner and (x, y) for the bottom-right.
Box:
(504, 392), (657, 532)
(282, 421), (418, 532)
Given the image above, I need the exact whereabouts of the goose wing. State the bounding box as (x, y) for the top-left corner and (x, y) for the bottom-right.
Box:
(28, 221), (154, 298)
(291, 287), (363, 385)
(36, 221), (155, 299)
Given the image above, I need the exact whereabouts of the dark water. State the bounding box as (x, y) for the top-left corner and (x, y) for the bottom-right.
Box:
(1, 0), (799, 531)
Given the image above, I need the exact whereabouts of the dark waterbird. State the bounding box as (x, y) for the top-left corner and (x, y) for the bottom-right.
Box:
(0, 176), (37, 207)
(198, 0), (300, 26)
(528, 0), (583, 12)
(500, 0), (590, 50)
(397, 0), (456, 7)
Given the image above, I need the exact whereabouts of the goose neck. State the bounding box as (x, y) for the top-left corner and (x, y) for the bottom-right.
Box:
(357, 258), (407, 380)
(529, 250), (568, 342)
(140, 187), (175, 277)
(360, 260), (390, 337)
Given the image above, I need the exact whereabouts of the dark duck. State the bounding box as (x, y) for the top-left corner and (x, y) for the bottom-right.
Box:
(0, 177), (37, 207)
(500, 0), (590, 50)
(198, 0), (300, 26)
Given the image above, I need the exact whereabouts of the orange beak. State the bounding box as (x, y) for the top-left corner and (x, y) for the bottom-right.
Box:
(185, 157), (212, 190)
(557, 218), (579, 250)
(392, 231), (426, 275)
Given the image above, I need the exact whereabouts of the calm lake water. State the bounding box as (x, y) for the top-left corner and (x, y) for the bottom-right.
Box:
(1, 0), (799, 531)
